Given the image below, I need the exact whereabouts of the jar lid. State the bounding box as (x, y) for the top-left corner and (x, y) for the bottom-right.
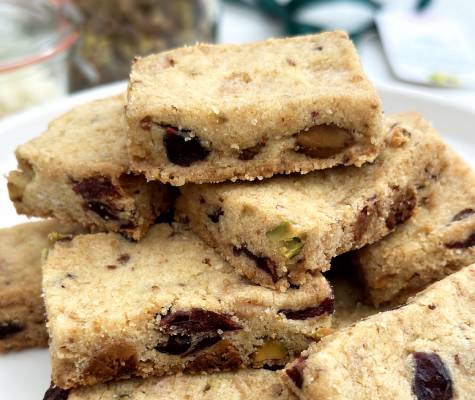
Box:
(0, 0), (77, 72)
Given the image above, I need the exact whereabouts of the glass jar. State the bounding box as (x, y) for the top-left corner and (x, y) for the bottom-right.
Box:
(0, 0), (77, 118)
(66, 0), (220, 91)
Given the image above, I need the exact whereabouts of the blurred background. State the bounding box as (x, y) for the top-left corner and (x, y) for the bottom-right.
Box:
(1, 0), (474, 118)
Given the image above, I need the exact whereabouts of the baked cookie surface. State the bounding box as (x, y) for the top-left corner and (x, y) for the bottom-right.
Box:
(127, 32), (383, 185)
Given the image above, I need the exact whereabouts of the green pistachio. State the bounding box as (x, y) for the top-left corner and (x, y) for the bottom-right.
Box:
(267, 222), (305, 259)
(266, 221), (295, 242)
(280, 237), (304, 259)
(48, 232), (73, 243)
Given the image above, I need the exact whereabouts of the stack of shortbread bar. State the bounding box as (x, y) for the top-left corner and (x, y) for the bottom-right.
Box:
(1, 31), (474, 399)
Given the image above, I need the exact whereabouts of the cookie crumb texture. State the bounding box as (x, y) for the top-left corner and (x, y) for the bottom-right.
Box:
(0, 220), (82, 352)
(43, 224), (332, 389)
(177, 112), (448, 290)
(66, 369), (293, 400)
(126, 31), (383, 185)
(7, 95), (168, 240)
(282, 265), (475, 400)
(356, 150), (475, 306)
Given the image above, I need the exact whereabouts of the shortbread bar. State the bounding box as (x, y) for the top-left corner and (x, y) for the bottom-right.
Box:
(45, 369), (294, 400)
(283, 264), (475, 400)
(177, 113), (448, 290)
(126, 31), (384, 185)
(43, 223), (333, 389)
(356, 150), (475, 305)
(0, 220), (81, 352)
(43, 268), (375, 400)
(8, 95), (169, 240)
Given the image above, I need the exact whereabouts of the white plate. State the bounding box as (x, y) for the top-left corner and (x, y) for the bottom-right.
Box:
(0, 83), (474, 399)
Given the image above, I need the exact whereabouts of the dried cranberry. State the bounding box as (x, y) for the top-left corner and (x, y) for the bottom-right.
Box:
(159, 309), (242, 335)
(233, 245), (278, 283)
(84, 201), (119, 221)
(445, 232), (475, 249)
(0, 320), (24, 339)
(117, 253), (130, 264)
(280, 296), (335, 320)
(452, 208), (475, 222)
(207, 207), (224, 223)
(412, 352), (453, 400)
(286, 356), (306, 389)
(73, 177), (119, 200)
(386, 188), (416, 229)
(162, 125), (209, 166)
(190, 335), (222, 354)
(156, 334), (223, 356)
(155, 335), (192, 355)
(43, 385), (69, 400)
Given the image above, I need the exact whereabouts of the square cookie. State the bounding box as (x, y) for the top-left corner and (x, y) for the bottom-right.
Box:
(43, 224), (333, 389)
(355, 150), (475, 305)
(45, 369), (294, 400)
(126, 31), (383, 185)
(177, 113), (448, 290)
(8, 95), (170, 240)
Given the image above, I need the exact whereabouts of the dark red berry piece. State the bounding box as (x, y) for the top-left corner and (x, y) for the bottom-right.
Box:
(155, 334), (192, 355)
(445, 232), (475, 249)
(73, 177), (119, 200)
(279, 296), (335, 320)
(189, 335), (222, 354)
(412, 352), (453, 400)
(117, 253), (130, 264)
(452, 208), (475, 222)
(0, 320), (24, 339)
(233, 245), (278, 282)
(159, 309), (242, 335)
(286, 356), (306, 389)
(162, 125), (210, 166)
(43, 385), (69, 400)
